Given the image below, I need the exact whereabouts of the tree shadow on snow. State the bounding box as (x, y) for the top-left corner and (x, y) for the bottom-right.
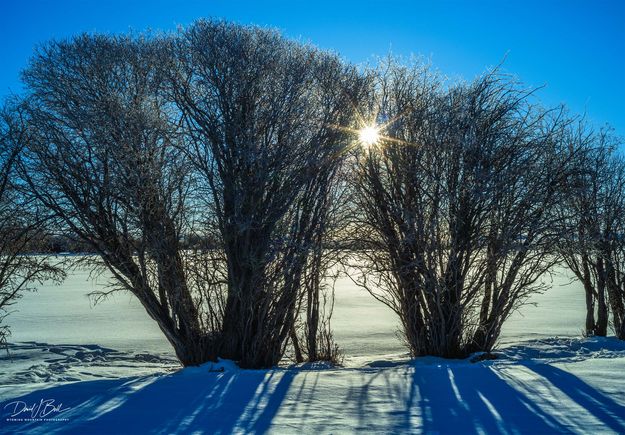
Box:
(345, 361), (625, 433)
(410, 362), (625, 434)
(413, 365), (566, 434)
(0, 368), (297, 435)
(522, 363), (625, 433)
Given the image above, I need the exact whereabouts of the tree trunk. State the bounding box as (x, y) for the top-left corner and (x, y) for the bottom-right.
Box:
(605, 257), (625, 339)
(581, 256), (597, 335)
(595, 257), (609, 336)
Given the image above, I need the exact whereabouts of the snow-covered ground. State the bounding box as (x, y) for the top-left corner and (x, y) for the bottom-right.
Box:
(2, 338), (625, 434)
(1, 266), (624, 433)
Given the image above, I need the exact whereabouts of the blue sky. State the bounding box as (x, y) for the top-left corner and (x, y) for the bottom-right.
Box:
(1, 0), (624, 134)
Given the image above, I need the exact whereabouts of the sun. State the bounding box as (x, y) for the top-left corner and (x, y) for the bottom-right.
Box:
(359, 125), (380, 148)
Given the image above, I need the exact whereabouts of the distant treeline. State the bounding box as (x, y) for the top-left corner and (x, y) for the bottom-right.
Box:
(36, 234), (223, 254)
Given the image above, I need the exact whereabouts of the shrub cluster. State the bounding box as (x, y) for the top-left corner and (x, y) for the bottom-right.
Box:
(1, 20), (623, 366)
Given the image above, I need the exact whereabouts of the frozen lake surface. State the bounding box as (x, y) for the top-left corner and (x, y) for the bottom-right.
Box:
(6, 264), (587, 366)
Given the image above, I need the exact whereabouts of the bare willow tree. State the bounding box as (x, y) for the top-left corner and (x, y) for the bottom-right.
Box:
(348, 60), (575, 358)
(558, 127), (625, 338)
(18, 34), (220, 366)
(0, 101), (64, 346)
(19, 21), (365, 368)
(167, 20), (367, 367)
